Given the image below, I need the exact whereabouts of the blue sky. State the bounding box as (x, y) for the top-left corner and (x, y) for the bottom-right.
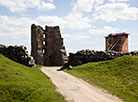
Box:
(0, 0), (138, 54)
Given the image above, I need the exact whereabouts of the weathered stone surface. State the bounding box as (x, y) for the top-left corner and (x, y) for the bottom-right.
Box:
(105, 33), (129, 52)
(31, 24), (68, 66)
(67, 49), (138, 66)
(43, 26), (68, 66)
(31, 24), (44, 65)
(0, 44), (33, 66)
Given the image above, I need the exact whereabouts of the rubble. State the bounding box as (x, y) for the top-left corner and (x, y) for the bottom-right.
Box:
(67, 49), (138, 66)
(0, 44), (34, 66)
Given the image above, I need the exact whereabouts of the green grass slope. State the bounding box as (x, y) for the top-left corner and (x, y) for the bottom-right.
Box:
(0, 54), (66, 102)
(65, 56), (138, 102)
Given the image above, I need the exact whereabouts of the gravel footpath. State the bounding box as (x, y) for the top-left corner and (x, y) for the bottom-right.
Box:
(41, 67), (122, 102)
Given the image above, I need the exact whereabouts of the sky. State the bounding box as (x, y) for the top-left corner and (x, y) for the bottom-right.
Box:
(0, 0), (138, 54)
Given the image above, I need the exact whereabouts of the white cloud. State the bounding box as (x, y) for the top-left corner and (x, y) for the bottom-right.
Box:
(0, 16), (33, 38)
(63, 34), (89, 42)
(108, 0), (129, 3)
(37, 1), (55, 10)
(35, 12), (92, 29)
(64, 13), (92, 29)
(48, 0), (54, 2)
(72, 0), (104, 12)
(0, 13), (92, 48)
(93, 3), (138, 22)
(94, 0), (104, 8)
(72, 0), (94, 12)
(0, 0), (55, 13)
(0, 12), (92, 39)
(89, 26), (120, 35)
(35, 16), (66, 28)
(0, 15), (33, 53)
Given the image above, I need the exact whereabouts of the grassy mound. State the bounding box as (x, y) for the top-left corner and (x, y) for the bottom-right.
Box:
(65, 56), (138, 102)
(0, 54), (66, 102)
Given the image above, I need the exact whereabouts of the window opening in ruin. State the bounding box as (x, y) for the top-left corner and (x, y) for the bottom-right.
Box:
(43, 34), (45, 38)
(43, 41), (45, 45)
(43, 49), (45, 53)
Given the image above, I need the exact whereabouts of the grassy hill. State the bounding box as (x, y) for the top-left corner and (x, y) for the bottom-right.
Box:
(65, 56), (138, 102)
(0, 54), (66, 102)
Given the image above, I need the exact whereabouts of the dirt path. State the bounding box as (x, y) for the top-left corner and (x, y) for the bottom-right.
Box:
(41, 67), (122, 102)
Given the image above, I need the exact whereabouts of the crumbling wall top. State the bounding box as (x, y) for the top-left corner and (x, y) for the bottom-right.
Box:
(105, 32), (129, 38)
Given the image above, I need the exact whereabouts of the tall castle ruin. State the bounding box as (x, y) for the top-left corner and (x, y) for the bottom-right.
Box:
(31, 24), (68, 66)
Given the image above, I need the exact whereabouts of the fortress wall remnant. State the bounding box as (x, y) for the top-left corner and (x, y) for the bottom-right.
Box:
(68, 49), (138, 66)
(0, 44), (33, 66)
(31, 24), (44, 65)
(31, 24), (68, 66)
(43, 26), (68, 66)
(105, 33), (129, 52)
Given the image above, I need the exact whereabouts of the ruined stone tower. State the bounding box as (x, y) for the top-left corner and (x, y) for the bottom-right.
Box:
(105, 32), (129, 52)
(31, 24), (68, 66)
(31, 24), (44, 65)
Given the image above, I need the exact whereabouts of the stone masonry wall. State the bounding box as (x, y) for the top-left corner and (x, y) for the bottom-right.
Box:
(31, 24), (68, 66)
(31, 24), (44, 65)
(68, 49), (138, 66)
(43, 26), (68, 66)
(105, 33), (128, 52)
(0, 44), (33, 66)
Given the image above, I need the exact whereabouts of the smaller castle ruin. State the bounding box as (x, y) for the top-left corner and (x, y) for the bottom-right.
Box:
(105, 33), (129, 52)
(31, 24), (68, 66)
